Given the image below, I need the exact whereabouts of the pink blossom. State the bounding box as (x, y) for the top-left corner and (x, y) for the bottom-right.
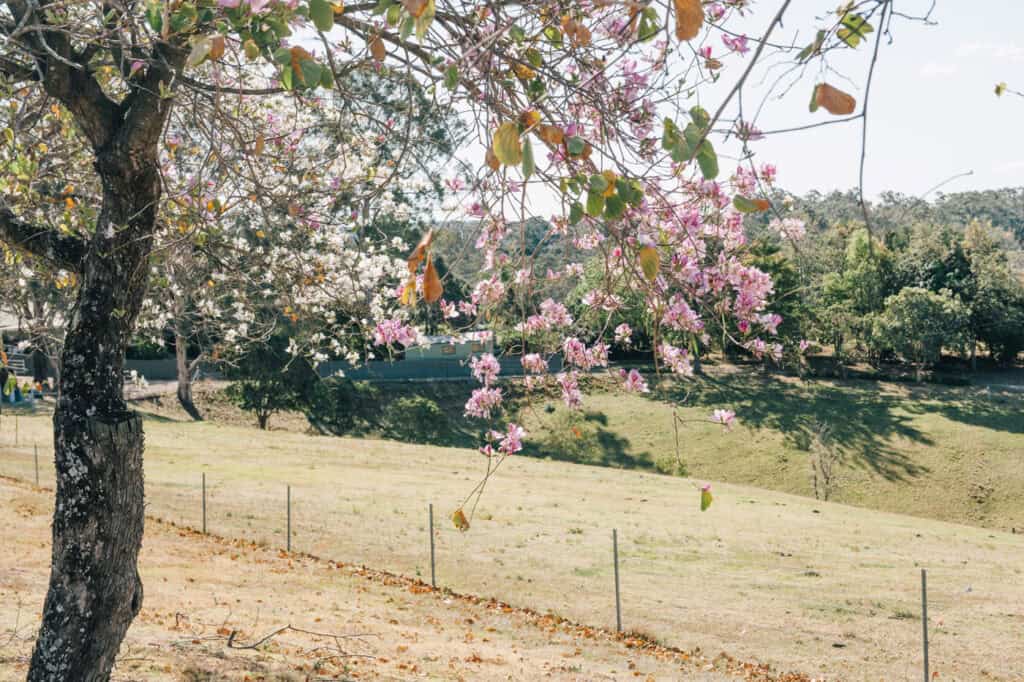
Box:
(446, 177), (465, 192)
(465, 387), (504, 419)
(498, 423), (527, 454)
(662, 295), (703, 332)
(521, 353), (548, 374)
(722, 34), (750, 55)
(557, 372), (582, 409)
(711, 409), (736, 430)
(614, 323), (632, 346)
(799, 339), (811, 353)
(373, 319), (417, 347)
(470, 353), (500, 386)
(659, 343), (694, 377)
(620, 368), (650, 393)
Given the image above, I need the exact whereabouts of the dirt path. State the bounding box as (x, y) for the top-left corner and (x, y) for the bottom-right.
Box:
(0, 478), (806, 681)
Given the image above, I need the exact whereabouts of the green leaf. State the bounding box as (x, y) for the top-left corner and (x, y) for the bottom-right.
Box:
(543, 26), (563, 46)
(186, 37), (212, 68)
(372, 0), (393, 15)
(509, 25), (526, 43)
(809, 84), (820, 112)
(696, 140), (718, 179)
(280, 64), (294, 90)
(444, 65), (458, 91)
(588, 173), (608, 194)
(837, 13), (873, 48)
(700, 487), (713, 511)
(585, 190), (605, 217)
(638, 7), (659, 42)
(797, 30), (826, 63)
(522, 137), (535, 179)
(566, 136), (586, 156)
(310, 0), (335, 31)
(298, 59), (323, 89)
(170, 5), (198, 34)
(320, 66), (335, 89)
(145, 0), (163, 32)
(604, 194), (625, 220)
(689, 105), (710, 131)
(399, 15), (414, 41)
(569, 201), (584, 225)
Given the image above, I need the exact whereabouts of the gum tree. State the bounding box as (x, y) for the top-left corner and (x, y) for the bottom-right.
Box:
(0, 0), (912, 679)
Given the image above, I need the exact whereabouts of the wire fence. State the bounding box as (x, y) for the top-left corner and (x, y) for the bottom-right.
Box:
(1, 419), (1022, 681)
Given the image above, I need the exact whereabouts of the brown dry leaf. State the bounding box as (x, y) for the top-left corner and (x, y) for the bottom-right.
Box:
(209, 35), (226, 61)
(254, 133), (265, 156)
(290, 46), (313, 84)
(485, 147), (501, 171)
(402, 0), (428, 17)
(674, 0), (703, 41)
(536, 124), (564, 146)
(370, 35), (386, 62)
(406, 230), (433, 273)
(451, 508), (470, 531)
(423, 257), (443, 303)
(815, 83), (857, 115)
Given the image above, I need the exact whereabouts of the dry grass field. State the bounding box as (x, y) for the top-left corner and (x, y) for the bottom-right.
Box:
(1, 404), (1023, 680)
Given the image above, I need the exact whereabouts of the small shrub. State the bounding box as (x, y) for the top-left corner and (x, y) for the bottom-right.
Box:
(383, 395), (448, 444)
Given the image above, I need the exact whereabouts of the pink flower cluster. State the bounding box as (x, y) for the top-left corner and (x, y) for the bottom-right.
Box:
(521, 353), (548, 374)
(562, 337), (608, 370)
(711, 409), (736, 430)
(662, 295), (704, 333)
(658, 343), (694, 377)
(465, 387), (503, 419)
(373, 319), (417, 347)
(470, 353), (500, 386)
(619, 368), (650, 393)
(557, 372), (582, 409)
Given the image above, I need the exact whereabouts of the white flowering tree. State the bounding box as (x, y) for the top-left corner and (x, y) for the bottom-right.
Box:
(0, 0), (927, 678)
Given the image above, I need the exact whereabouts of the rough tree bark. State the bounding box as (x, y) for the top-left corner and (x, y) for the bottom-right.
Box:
(0, 4), (185, 675)
(27, 149), (163, 682)
(174, 325), (203, 421)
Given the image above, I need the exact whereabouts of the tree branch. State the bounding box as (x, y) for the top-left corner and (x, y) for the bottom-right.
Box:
(0, 204), (86, 269)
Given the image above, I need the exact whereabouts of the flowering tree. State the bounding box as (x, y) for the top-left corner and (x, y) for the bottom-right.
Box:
(0, 0), (916, 678)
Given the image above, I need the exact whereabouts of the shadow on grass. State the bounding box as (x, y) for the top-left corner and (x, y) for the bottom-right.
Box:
(656, 372), (935, 482)
(520, 409), (655, 470)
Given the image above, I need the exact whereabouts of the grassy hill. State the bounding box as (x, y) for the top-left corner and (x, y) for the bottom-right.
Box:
(2, 408), (1023, 680)
(521, 369), (1024, 532)
(149, 368), (1023, 532)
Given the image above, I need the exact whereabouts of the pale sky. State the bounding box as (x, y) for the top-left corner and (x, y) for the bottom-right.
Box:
(723, 0), (1024, 198)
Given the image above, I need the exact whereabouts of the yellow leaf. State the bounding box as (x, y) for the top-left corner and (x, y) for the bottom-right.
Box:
(601, 170), (617, 198)
(814, 83), (856, 115)
(674, 0), (704, 41)
(423, 257), (443, 303)
(255, 230), (265, 239)
(492, 122), (522, 166)
(400, 277), (417, 306)
(519, 110), (541, 129)
(639, 245), (659, 282)
(451, 508), (470, 531)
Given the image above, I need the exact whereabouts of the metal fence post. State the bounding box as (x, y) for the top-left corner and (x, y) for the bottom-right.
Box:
(613, 528), (622, 633)
(921, 568), (929, 682)
(286, 484), (291, 553)
(429, 503), (436, 588)
(202, 472), (207, 535)
(34, 444), (39, 487)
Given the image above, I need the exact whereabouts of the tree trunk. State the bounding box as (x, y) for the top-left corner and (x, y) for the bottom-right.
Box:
(175, 328), (202, 421)
(28, 154), (160, 682)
